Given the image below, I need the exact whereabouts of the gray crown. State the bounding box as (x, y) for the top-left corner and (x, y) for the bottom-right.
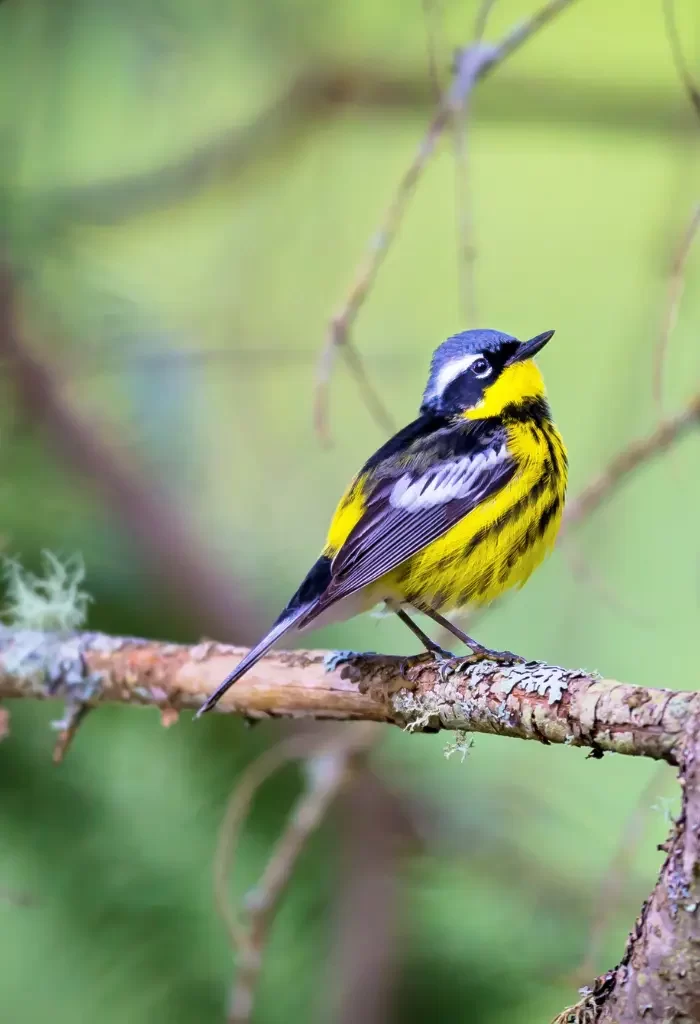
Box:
(422, 329), (517, 408)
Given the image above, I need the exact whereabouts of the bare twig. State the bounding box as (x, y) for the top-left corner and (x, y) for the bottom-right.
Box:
(653, 203), (700, 412)
(663, 0), (700, 123)
(560, 538), (656, 627)
(474, 0), (498, 42)
(452, 76), (478, 325)
(561, 390), (700, 532)
(214, 736), (316, 945)
(214, 724), (378, 1023)
(421, 0), (445, 101)
(0, 272), (262, 643)
(326, 770), (411, 1024)
(35, 66), (435, 227)
(314, 0), (582, 440)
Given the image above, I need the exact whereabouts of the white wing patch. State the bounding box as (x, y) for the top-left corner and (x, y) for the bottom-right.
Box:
(389, 445), (508, 510)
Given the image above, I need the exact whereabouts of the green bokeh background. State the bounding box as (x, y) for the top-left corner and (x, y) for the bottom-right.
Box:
(1, 1), (699, 1021)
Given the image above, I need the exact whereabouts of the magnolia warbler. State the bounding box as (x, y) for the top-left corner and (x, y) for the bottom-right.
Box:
(198, 328), (567, 715)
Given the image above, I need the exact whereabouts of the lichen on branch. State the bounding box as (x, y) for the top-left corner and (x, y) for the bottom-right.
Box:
(0, 629), (695, 767)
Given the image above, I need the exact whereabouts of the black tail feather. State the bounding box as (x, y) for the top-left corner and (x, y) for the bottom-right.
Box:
(195, 603), (311, 716)
(196, 556), (334, 717)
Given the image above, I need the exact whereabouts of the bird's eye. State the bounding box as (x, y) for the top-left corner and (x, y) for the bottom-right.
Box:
(471, 357), (492, 378)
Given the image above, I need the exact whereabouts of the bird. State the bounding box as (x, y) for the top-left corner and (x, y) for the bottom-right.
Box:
(197, 327), (567, 716)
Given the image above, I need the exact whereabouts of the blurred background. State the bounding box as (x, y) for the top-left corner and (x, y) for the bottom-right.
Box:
(0, 0), (699, 1021)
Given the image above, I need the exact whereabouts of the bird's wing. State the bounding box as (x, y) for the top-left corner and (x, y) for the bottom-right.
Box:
(197, 422), (514, 715)
(302, 426), (516, 621)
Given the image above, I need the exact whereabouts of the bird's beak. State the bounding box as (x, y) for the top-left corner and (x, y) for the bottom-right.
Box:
(507, 329), (555, 365)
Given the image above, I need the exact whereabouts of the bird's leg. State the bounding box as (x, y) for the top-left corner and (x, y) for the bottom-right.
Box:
(394, 608), (453, 658)
(392, 607), (454, 683)
(416, 606), (527, 666)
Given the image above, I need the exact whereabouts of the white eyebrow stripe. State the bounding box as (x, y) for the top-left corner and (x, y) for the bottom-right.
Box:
(433, 353), (483, 397)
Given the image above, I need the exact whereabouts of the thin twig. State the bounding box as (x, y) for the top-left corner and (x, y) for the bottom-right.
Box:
(474, 0), (498, 42)
(456, 0), (500, 322)
(421, 0), (445, 101)
(314, 0), (582, 440)
(562, 390), (700, 532)
(561, 538), (656, 627)
(326, 771), (411, 1024)
(215, 724), (378, 1023)
(452, 81), (477, 325)
(663, 0), (700, 122)
(35, 66), (435, 226)
(214, 734), (322, 949)
(338, 341), (397, 438)
(653, 203), (700, 412)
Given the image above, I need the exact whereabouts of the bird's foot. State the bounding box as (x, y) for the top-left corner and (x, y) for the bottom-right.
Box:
(449, 644), (527, 673)
(399, 645), (455, 685)
(323, 649), (377, 673)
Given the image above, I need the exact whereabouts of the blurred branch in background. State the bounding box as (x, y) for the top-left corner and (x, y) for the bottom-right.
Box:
(213, 724), (379, 1024)
(325, 770), (415, 1024)
(452, 0), (501, 326)
(663, 0), (700, 123)
(653, 202), (700, 414)
(0, 270), (263, 643)
(37, 67), (435, 228)
(12, 44), (692, 235)
(314, 0), (582, 442)
(561, 389), (700, 532)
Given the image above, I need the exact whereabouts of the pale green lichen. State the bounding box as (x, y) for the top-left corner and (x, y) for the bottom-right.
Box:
(403, 708), (435, 733)
(493, 661), (573, 704)
(651, 795), (678, 826)
(443, 729), (473, 762)
(2, 552), (91, 632)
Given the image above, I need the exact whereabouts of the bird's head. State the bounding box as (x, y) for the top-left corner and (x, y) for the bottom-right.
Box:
(420, 328), (555, 419)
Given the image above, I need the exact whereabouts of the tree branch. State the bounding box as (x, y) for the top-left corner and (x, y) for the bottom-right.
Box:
(0, 626), (695, 765)
(594, 709), (700, 1022)
(556, 710), (700, 1023)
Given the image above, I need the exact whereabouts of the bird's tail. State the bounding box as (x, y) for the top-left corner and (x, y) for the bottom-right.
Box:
(195, 604), (310, 717)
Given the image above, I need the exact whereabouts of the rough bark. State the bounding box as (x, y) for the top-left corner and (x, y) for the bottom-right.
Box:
(0, 626), (695, 766)
(592, 710), (700, 1023)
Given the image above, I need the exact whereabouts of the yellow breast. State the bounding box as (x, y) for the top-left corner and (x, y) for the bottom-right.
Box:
(385, 419), (567, 611)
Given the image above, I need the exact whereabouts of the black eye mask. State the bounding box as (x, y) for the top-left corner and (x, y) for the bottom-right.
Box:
(436, 341), (520, 414)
